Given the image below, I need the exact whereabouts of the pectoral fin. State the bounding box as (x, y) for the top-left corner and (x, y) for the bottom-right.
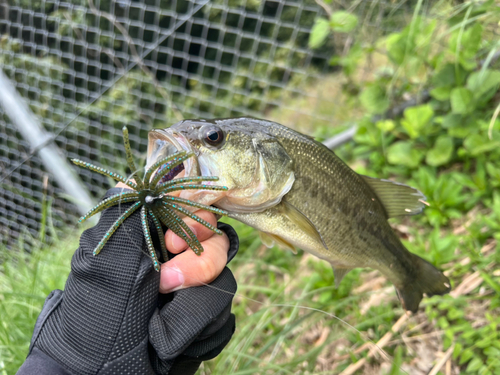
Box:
(281, 201), (328, 251)
(260, 232), (297, 254)
(228, 201), (328, 255)
(331, 266), (353, 288)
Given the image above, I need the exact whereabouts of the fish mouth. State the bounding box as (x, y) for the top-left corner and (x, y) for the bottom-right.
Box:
(147, 126), (227, 208)
(147, 128), (198, 183)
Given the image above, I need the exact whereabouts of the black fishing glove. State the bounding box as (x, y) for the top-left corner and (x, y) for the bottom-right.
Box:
(17, 188), (239, 375)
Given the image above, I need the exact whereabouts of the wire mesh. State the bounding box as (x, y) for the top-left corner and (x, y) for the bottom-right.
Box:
(0, 0), (420, 248)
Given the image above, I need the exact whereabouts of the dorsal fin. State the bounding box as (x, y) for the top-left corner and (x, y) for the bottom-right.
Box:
(361, 175), (427, 218)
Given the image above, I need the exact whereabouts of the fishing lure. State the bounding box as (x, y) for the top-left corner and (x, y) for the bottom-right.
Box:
(71, 126), (228, 271)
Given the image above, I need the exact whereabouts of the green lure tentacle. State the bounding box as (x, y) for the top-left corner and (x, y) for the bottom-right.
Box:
(157, 206), (204, 255)
(71, 159), (138, 190)
(143, 152), (189, 189)
(155, 176), (220, 192)
(162, 195), (228, 216)
(141, 206), (159, 271)
(122, 126), (145, 190)
(170, 213), (204, 255)
(148, 153), (192, 188)
(148, 210), (168, 262)
(79, 191), (139, 223)
(154, 206), (197, 252)
(159, 183), (228, 195)
(154, 205), (176, 232)
(163, 201), (222, 235)
(93, 201), (142, 255)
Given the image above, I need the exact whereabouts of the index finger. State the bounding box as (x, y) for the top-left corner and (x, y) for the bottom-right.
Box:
(165, 210), (219, 253)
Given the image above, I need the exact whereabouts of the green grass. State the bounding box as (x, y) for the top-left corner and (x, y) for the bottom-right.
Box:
(4, 210), (496, 374)
(208, 216), (499, 374)
(0, 233), (77, 374)
(0, 221), (399, 374)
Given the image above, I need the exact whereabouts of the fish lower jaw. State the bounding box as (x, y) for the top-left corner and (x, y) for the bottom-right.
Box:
(179, 190), (227, 208)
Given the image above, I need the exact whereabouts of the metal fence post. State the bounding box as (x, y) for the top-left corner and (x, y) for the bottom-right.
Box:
(0, 69), (96, 217)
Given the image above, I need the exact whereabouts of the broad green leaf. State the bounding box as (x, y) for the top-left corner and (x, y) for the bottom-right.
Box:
(449, 23), (483, 63)
(426, 207), (446, 226)
(387, 141), (424, 168)
(448, 127), (471, 138)
(450, 87), (473, 114)
(464, 134), (500, 155)
(442, 113), (471, 138)
(447, 308), (463, 320)
(441, 113), (466, 136)
(459, 348), (474, 365)
(459, 57), (477, 71)
(466, 357), (483, 372)
(432, 63), (468, 87)
(486, 162), (500, 183)
(462, 23), (483, 59)
(447, 1), (494, 26)
(441, 113), (462, 128)
(401, 104), (434, 138)
(415, 19), (437, 49)
(430, 86), (451, 101)
(476, 336), (494, 349)
(437, 316), (449, 329)
(376, 119), (395, 132)
(360, 84), (389, 114)
(432, 64), (456, 87)
(387, 17), (422, 65)
(308, 18), (330, 49)
(453, 343), (463, 359)
(332, 42), (362, 76)
(329, 11), (358, 33)
(426, 135), (454, 166)
(485, 346), (500, 357)
(467, 69), (500, 100)
(386, 33), (405, 65)
(464, 133), (483, 153)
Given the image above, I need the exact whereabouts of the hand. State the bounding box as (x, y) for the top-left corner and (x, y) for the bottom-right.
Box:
(115, 181), (231, 293)
(19, 187), (239, 375)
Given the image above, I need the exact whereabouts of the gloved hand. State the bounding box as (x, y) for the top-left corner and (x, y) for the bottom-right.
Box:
(17, 188), (239, 375)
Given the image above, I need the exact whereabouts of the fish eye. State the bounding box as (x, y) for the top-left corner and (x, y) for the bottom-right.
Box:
(201, 125), (225, 148)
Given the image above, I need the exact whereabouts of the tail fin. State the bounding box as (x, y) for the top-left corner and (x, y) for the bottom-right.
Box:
(396, 255), (451, 313)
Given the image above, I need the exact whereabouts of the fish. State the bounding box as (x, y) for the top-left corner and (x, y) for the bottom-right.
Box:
(147, 117), (451, 312)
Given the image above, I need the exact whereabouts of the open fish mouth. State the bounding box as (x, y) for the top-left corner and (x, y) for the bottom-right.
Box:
(147, 128), (198, 183)
(147, 124), (229, 208)
(157, 161), (185, 183)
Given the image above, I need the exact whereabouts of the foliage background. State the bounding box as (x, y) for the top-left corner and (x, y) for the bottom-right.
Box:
(1, 0), (500, 374)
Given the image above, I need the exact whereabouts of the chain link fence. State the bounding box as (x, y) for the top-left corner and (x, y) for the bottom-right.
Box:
(0, 0), (421, 248)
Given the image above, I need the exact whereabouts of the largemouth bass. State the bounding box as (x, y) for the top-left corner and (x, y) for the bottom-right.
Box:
(147, 118), (451, 312)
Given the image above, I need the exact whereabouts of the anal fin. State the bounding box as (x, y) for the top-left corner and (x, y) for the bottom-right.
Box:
(332, 266), (353, 288)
